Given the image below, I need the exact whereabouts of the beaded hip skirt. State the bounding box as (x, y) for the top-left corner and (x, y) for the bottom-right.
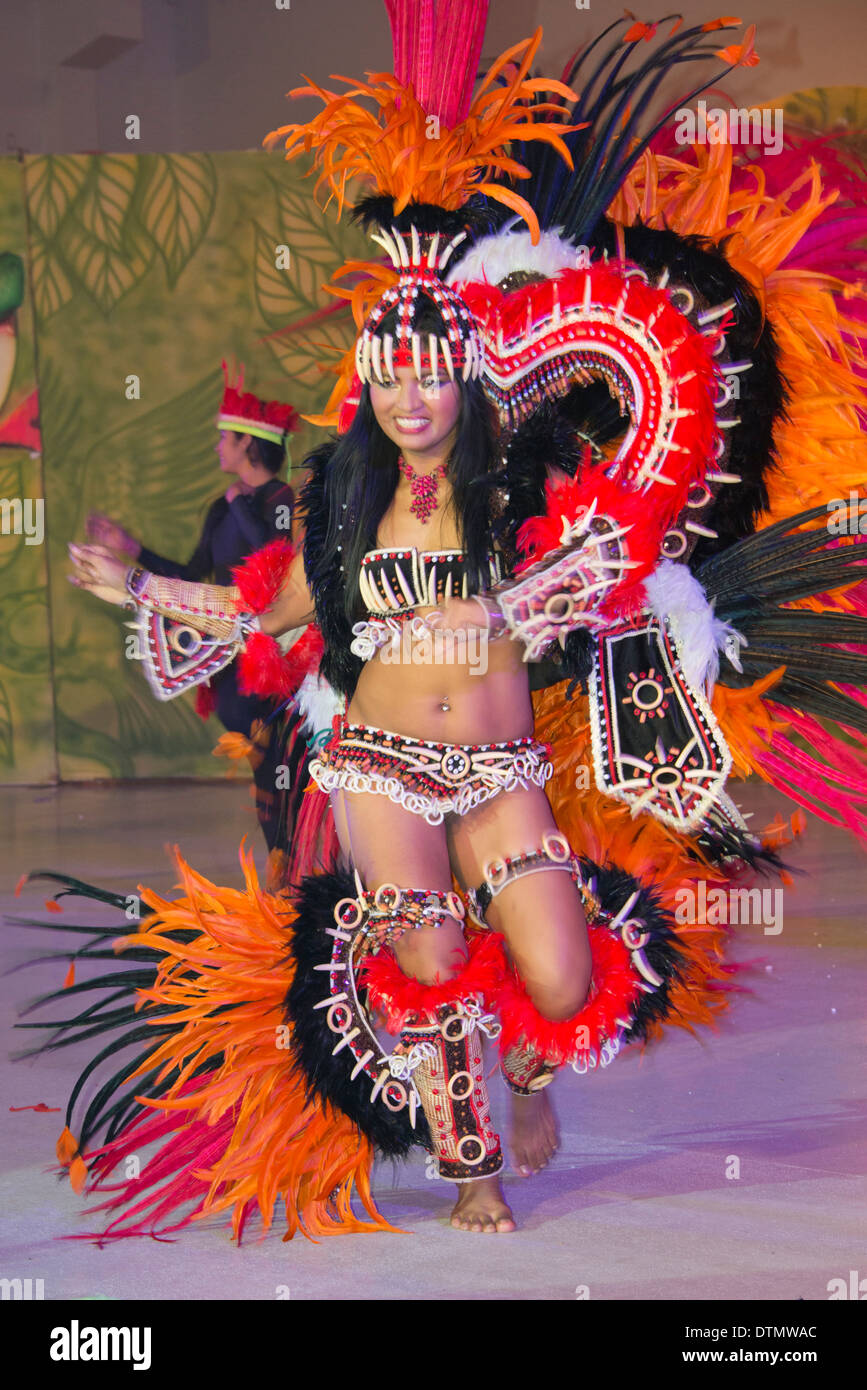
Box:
(309, 721), (553, 825)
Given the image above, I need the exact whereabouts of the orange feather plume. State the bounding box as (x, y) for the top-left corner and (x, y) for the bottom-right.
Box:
(89, 847), (404, 1240)
(608, 139), (867, 533)
(264, 30), (579, 242)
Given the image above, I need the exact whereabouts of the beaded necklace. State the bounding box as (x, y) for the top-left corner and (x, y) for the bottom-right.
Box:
(398, 455), (447, 524)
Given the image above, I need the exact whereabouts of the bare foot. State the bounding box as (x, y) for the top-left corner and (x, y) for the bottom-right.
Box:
(450, 1175), (515, 1233)
(510, 1087), (559, 1177)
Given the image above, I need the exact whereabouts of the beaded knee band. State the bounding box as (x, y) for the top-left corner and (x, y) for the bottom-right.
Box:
(334, 882), (466, 955)
(501, 1041), (557, 1096)
(468, 831), (594, 925)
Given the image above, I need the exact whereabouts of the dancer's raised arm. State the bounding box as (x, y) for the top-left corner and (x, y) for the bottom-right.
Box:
(69, 539), (314, 639)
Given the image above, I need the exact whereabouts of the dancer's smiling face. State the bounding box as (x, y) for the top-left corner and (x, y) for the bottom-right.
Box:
(369, 365), (461, 462)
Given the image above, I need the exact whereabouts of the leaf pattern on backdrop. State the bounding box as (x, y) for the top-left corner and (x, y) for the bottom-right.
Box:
(28, 224), (75, 321)
(54, 700), (137, 779)
(25, 155), (91, 241)
(4, 148), (377, 781)
(77, 370), (226, 553)
(275, 181), (358, 266)
(55, 609), (223, 776)
(0, 677), (13, 765)
(59, 210), (154, 315)
(0, 454), (34, 580)
(0, 585), (51, 677)
(26, 153), (216, 320)
(254, 220), (308, 326)
(115, 671), (210, 756)
(77, 156), (138, 253)
(139, 154), (217, 288)
(258, 173), (369, 414)
(266, 316), (356, 396)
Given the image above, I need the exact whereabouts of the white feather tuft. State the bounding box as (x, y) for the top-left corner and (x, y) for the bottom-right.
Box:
(644, 561), (747, 695)
(276, 625), (306, 654)
(296, 673), (345, 740)
(446, 225), (579, 289)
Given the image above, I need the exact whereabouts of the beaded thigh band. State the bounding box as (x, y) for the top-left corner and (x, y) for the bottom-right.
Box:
(334, 881), (466, 955)
(310, 722), (552, 825)
(467, 830), (592, 926)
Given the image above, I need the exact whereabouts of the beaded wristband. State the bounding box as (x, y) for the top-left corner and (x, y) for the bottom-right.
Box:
(470, 593), (508, 638)
(125, 565), (148, 599)
(123, 565), (147, 611)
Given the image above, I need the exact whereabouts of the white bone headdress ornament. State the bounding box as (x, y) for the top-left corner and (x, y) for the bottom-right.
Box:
(355, 226), (484, 387)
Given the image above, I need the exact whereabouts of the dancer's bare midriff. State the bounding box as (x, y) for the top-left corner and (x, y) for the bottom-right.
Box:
(347, 615), (533, 744)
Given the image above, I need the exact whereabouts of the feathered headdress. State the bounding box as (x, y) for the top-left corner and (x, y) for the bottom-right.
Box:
(264, 1), (583, 426)
(217, 360), (301, 446)
(265, 4), (577, 236)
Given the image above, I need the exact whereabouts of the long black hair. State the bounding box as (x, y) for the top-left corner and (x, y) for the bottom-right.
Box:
(304, 301), (502, 626)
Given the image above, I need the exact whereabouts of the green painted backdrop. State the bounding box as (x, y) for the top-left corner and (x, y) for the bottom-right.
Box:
(0, 149), (366, 783)
(0, 157), (50, 782)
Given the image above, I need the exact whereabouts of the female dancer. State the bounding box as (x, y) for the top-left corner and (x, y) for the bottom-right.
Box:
(34, 11), (867, 1244)
(69, 285), (595, 1233)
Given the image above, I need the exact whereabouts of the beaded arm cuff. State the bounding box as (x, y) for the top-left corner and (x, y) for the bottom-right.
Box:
(125, 568), (252, 643)
(494, 510), (639, 662)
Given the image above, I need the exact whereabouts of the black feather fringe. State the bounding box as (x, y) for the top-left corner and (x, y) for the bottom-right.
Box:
(580, 856), (684, 1042)
(299, 446), (364, 700)
(9, 895), (200, 1151)
(504, 17), (752, 250)
(700, 504), (867, 730)
(284, 872), (431, 1159)
(351, 195), (496, 241)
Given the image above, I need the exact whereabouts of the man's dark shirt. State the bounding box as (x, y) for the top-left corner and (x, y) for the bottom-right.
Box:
(138, 476), (293, 582)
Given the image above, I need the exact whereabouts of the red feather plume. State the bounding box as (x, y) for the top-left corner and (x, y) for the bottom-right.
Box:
(237, 627), (324, 701)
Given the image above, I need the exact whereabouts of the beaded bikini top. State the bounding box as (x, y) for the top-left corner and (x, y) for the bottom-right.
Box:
(359, 547), (505, 616)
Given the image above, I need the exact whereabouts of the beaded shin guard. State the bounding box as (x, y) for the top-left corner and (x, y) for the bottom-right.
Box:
(400, 1000), (503, 1181)
(359, 927), (505, 1183)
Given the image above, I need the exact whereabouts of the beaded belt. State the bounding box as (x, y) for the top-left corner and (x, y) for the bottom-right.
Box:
(309, 721), (553, 825)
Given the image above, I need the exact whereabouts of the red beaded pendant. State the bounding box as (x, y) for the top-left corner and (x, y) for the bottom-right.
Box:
(398, 455), (447, 524)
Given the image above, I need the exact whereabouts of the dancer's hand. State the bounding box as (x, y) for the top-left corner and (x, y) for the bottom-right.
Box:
(85, 512), (140, 559)
(424, 596), (506, 636)
(68, 543), (131, 606)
